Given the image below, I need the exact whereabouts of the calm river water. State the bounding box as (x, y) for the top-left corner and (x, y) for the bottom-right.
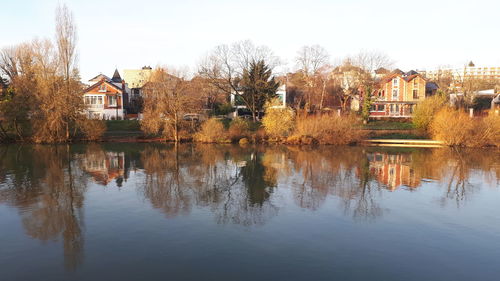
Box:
(0, 144), (499, 281)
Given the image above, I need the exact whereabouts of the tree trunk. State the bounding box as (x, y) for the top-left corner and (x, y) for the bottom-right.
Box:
(319, 80), (326, 111)
(174, 113), (179, 143)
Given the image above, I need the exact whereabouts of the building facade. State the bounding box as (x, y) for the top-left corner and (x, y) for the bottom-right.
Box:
(422, 63), (500, 82)
(370, 71), (428, 118)
(83, 70), (129, 120)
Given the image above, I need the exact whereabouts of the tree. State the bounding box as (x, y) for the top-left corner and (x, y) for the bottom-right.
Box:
(0, 4), (90, 143)
(237, 60), (280, 121)
(141, 67), (197, 142)
(350, 50), (394, 74)
(295, 45), (330, 76)
(294, 45), (330, 111)
(330, 59), (372, 112)
(198, 40), (281, 120)
(361, 86), (373, 122)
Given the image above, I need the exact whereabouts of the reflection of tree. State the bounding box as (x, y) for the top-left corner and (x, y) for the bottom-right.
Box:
(0, 145), (86, 270)
(138, 144), (278, 226)
(286, 146), (384, 220)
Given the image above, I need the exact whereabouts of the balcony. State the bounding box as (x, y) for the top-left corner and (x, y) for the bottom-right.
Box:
(86, 104), (104, 109)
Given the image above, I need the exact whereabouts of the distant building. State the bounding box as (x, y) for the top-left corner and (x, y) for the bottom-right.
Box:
(123, 66), (153, 114)
(422, 62), (500, 81)
(123, 66), (152, 96)
(83, 69), (129, 120)
(370, 70), (431, 118)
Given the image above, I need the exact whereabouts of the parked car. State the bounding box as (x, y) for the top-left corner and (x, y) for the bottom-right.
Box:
(183, 113), (201, 121)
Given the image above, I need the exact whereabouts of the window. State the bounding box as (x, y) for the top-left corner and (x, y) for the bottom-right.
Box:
(378, 105), (385, 111)
(390, 104), (400, 114)
(108, 96), (117, 107)
(392, 89), (399, 100)
(99, 84), (107, 92)
(85, 96), (91, 104)
(392, 78), (399, 87)
(413, 89), (419, 99)
(98, 96), (103, 104)
(370, 104), (377, 111)
(413, 79), (418, 87)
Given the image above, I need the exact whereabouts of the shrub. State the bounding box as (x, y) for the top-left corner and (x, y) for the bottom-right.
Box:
(412, 94), (447, 130)
(290, 114), (366, 145)
(430, 108), (500, 147)
(79, 119), (106, 141)
(482, 113), (500, 147)
(195, 118), (229, 143)
(227, 117), (251, 141)
(262, 101), (295, 139)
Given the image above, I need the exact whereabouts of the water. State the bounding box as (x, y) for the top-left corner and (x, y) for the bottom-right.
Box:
(0, 144), (499, 281)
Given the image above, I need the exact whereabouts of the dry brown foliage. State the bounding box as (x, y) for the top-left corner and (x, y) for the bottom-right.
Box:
(194, 118), (229, 143)
(78, 119), (106, 141)
(431, 108), (500, 147)
(262, 100), (295, 139)
(227, 117), (250, 141)
(289, 114), (366, 145)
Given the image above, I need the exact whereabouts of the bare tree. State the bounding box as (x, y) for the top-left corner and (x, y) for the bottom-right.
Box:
(351, 50), (394, 73)
(295, 45), (330, 76)
(141, 67), (197, 142)
(294, 45), (330, 111)
(55, 3), (78, 81)
(0, 4), (98, 143)
(198, 40), (281, 119)
(331, 59), (372, 112)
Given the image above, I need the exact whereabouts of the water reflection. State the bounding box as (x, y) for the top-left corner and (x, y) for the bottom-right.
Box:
(79, 144), (126, 187)
(0, 144), (498, 271)
(0, 145), (86, 270)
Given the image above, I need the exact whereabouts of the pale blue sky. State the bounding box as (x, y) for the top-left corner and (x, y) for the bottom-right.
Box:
(1, 0), (499, 81)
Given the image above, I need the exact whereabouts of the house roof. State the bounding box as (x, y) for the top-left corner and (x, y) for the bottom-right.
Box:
(379, 71), (427, 84)
(89, 73), (110, 82)
(425, 82), (439, 91)
(83, 79), (123, 94)
(405, 70), (419, 76)
(374, 67), (390, 74)
(111, 69), (122, 83)
(392, 69), (405, 75)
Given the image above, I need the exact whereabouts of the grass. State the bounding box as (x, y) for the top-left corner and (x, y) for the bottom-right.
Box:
(363, 120), (415, 130)
(105, 120), (141, 131)
(371, 133), (427, 139)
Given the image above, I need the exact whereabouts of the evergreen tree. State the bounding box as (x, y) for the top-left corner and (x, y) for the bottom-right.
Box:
(238, 60), (280, 121)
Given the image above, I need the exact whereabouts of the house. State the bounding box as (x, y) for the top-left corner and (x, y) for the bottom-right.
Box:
(230, 84), (287, 118)
(370, 70), (430, 118)
(83, 69), (130, 120)
(123, 66), (153, 114)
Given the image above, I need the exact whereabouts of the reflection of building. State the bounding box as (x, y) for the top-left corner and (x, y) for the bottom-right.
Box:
(82, 151), (126, 186)
(367, 152), (420, 191)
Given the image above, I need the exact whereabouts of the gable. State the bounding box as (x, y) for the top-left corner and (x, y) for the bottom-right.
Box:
(83, 80), (123, 94)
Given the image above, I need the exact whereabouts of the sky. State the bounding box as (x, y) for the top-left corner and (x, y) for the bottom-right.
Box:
(1, 0), (500, 81)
